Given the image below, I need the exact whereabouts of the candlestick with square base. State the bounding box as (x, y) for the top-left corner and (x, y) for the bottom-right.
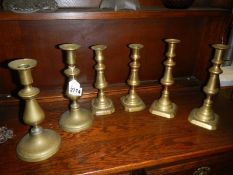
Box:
(91, 45), (115, 116)
(150, 39), (180, 118)
(121, 44), (145, 112)
(188, 44), (228, 130)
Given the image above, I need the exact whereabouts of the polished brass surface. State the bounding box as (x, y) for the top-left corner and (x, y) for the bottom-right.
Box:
(8, 58), (61, 162)
(150, 39), (180, 118)
(121, 44), (145, 112)
(91, 45), (115, 116)
(59, 43), (93, 132)
(188, 44), (228, 130)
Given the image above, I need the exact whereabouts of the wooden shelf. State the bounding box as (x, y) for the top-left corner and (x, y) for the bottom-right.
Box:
(0, 1), (232, 174)
(1, 87), (233, 175)
(0, 8), (230, 21)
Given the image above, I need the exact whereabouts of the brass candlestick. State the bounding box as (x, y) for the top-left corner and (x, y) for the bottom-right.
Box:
(188, 44), (228, 130)
(91, 45), (115, 116)
(8, 58), (61, 162)
(59, 43), (93, 133)
(121, 44), (145, 112)
(150, 39), (180, 118)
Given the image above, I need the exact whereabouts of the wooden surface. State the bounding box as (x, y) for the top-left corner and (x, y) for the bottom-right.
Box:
(0, 1), (233, 174)
(1, 86), (233, 175)
(146, 152), (233, 174)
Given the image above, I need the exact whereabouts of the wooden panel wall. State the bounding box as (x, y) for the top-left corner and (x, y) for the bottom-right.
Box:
(0, 0), (232, 97)
(0, 16), (228, 95)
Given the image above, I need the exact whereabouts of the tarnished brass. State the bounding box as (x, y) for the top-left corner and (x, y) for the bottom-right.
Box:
(91, 45), (115, 116)
(8, 58), (61, 162)
(121, 44), (145, 112)
(150, 39), (180, 118)
(188, 44), (228, 130)
(59, 43), (93, 133)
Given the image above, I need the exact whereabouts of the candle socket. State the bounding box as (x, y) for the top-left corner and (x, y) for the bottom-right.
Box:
(188, 44), (228, 130)
(91, 45), (115, 116)
(8, 58), (61, 162)
(150, 39), (180, 118)
(121, 44), (145, 112)
(59, 44), (93, 133)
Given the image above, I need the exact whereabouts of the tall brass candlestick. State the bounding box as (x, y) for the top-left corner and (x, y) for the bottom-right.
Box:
(188, 44), (228, 130)
(150, 39), (180, 118)
(59, 43), (93, 132)
(91, 45), (115, 116)
(121, 44), (145, 112)
(8, 58), (61, 162)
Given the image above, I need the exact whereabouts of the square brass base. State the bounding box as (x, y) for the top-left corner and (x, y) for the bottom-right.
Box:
(91, 98), (115, 116)
(188, 108), (219, 130)
(149, 100), (176, 119)
(120, 96), (145, 112)
(92, 105), (115, 116)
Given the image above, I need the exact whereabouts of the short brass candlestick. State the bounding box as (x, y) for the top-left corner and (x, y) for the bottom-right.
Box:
(188, 44), (228, 130)
(150, 39), (180, 118)
(121, 44), (145, 112)
(59, 43), (93, 133)
(8, 58), (61, 162)
(91, 45), (115, 116)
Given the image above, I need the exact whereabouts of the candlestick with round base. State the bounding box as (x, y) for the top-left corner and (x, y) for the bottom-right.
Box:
(8, 58), (61, 162)
(59, 43), (93, 133)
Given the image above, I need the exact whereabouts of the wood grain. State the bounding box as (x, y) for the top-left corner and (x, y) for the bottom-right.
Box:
(0, 1), (233, 174)
(0, 87), (233, 175)
(146, 152), (233, 174)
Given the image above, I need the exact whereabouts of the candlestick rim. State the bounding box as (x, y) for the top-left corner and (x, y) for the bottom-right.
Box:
(8, 58), (37, 70)
(165, 38), (181, 44)
(212, 44), (229, 50)
(91, 45), (107, 51)
(59, 43), (80, 51)
(129, 43), (144, 49)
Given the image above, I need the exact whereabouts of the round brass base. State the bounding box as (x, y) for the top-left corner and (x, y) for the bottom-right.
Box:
(16, 129), (61, 162)
(120, 95), (145, 112)
(149, 100), (176, 118)
(91, 98), (115, 116)
(188, 108), (219, 130)
(59, 108), (93, 133)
